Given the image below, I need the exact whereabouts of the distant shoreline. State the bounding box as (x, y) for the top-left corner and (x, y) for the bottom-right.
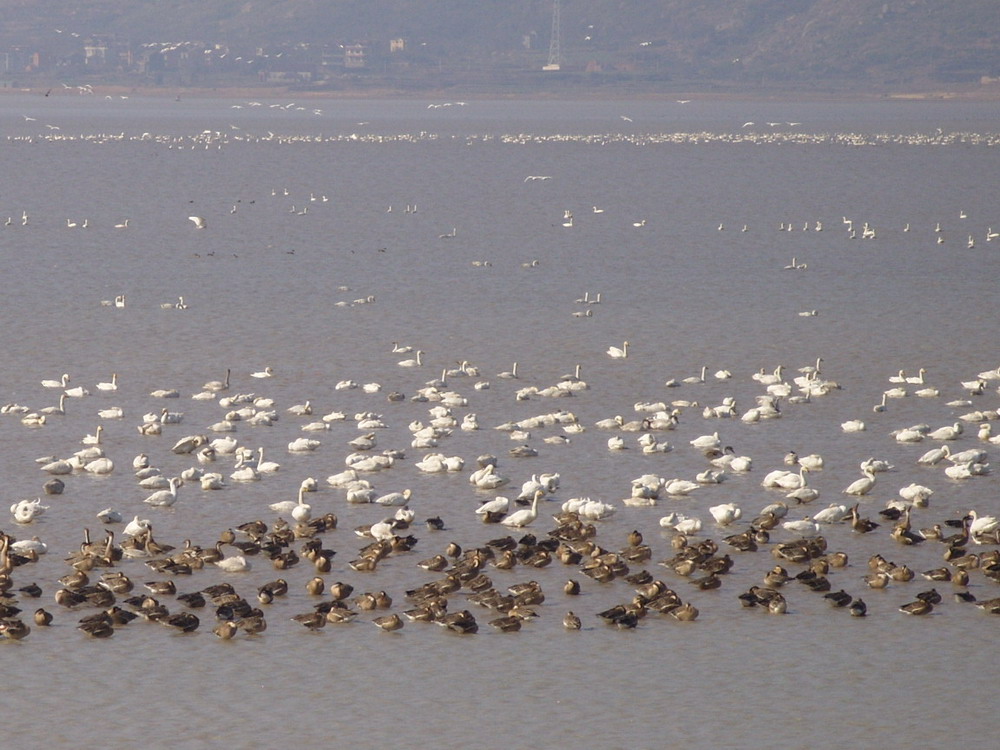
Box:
(4, 82), (1000, 103)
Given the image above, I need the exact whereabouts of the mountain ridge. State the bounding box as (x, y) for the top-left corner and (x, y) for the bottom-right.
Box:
(1, 1), (997, 92)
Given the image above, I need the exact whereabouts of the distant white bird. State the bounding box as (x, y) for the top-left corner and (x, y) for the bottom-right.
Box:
(500, 491), (542, 527)
(11, 498), (49, 524)
(96, 508), (122, 523)
(188, 215), (207, 229)
(144, 477), (181, 507)
(123, 515), (151, 537)
(709, 503), (742, 526)
(689, 431), (721, 452)
(96, 373), (119, 391)
(969, 510), (998, 539)
(607, 341), (629, 359)
(781, 517), (819, 536)
(476, 496), (510, 516)
(216, 555), (251, 573)
(288, 437), (321, 452)
(898, 483), (934, 505)
(813, 504), (849, 524)
(41, 373), (70, 389)
(663, 478), (699, 496)
(674, 516), (702, 535)
(843, 469), (877, 496)
(374, 488), (413, 507)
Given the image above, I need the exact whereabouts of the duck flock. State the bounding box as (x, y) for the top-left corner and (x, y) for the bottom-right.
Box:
(2, 333), (1000, 644)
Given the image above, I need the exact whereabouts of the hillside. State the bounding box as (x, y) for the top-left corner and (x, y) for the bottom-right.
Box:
(1, 1), (998, 91)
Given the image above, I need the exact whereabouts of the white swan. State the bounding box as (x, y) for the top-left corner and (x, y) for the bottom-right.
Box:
(188, 215), (206, 229)
(894, 427), (925, 443)
(200, 473), (226, 490)
(775, 467), (809, 491)
(230, 456), (261, 482)
(203, 368), (231, 392)
(607, 435), (627, 451)
(96, 507), (122, 523)
(40, 393), (68, 416)
(674, 516), (702, 535)
(209, 435), (238, 455)
(255, 447), (281, 473)
(501, 490), (541, 527)
(144, 477), (180, 506)
(476, 496), (510, 516)
(898, 483), (934, 505)
(96, 373), (118, 391)
(251, 366), (274, 378)
(269, 481), (313, 515)
(11, 498), (48, 524)
(469, 464), (509, 490)
(216, 555), (251, 573)
(709, 503), (742, 525)
(798, 454), (824, 470)
(873, 393), (888, 412)
(40, 458), (73, 475)
(841, 419), (866, 433)
(375, 488), (413, 506)
(84, 457), (115, 475)
(969, 510), (999, 539)
(81, 425), (104, 445)
(291, 498), (312, 523)
(813, 504), (849, 524)
(607, 341), (629, 359)
(578, 499), (617, 520)
(781, 517), (819, 536)
(398, 350), (423, 367)
(123, 515), (151, 537)
(682, 366), (708, 385)
(689, 431), (721, 452)
(927, 422), (963, 441)
(663, 478), (700, 496)
(843, 469), (877, 496)
(288, 437), (321, 452)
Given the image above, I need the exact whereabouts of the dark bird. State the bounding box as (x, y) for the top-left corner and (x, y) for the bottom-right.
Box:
(563, 611), (582, 630)
(899, 599), (934, 616)
(291, 611), (326, 631)
(163, 612), (200, 632)
(823, 590), (853, 608)
(373, 613), (404, 632)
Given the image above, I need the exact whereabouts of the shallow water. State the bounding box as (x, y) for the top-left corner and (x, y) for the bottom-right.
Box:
(1, 94), (998, 748)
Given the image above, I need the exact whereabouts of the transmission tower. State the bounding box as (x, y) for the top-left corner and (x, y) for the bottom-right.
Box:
(543, 0), (561, 71)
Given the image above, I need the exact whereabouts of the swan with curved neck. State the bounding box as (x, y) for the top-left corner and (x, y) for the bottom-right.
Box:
(144, 477), (180, 507)
(607, 341), (629, 359)
(501, 490), (542, 527)
(204, 369), (230, 392)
